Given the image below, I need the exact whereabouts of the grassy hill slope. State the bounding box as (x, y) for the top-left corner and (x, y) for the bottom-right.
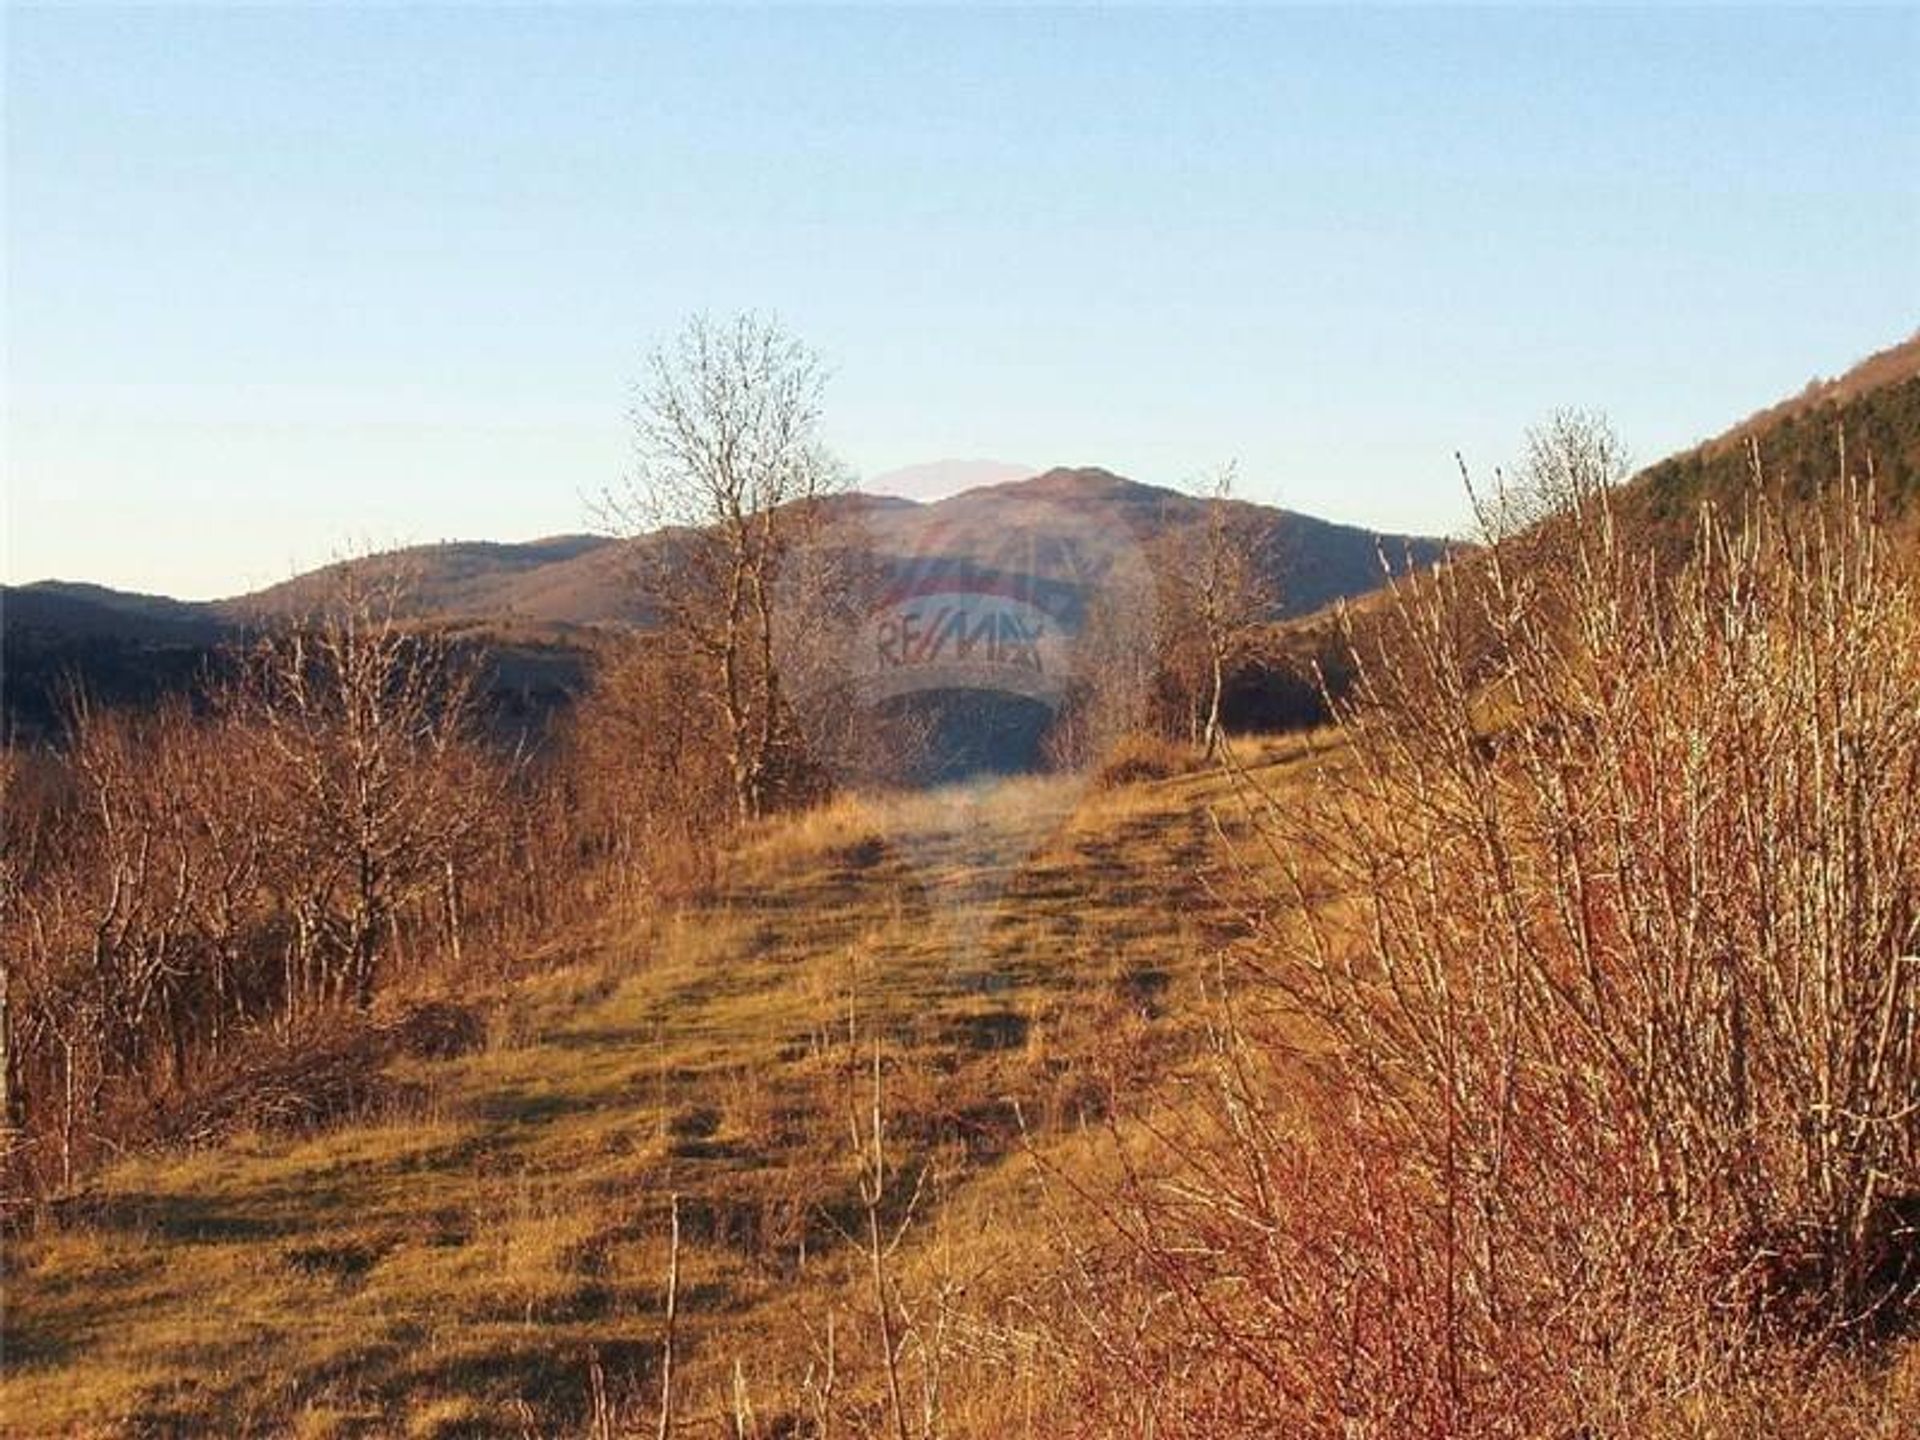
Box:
(0, 753), (1284, 1436)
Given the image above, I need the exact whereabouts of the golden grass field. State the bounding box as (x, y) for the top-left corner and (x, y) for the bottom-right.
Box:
(0, 742), (1307, 1436)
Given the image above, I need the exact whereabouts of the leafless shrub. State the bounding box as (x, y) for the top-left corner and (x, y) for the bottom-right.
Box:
(1028, 415), (1920, 1434)
(1091, 733), (1190, 791)
(238, 564), (497, 1015)
(1289, 417), (1920, 1343)
(156, 1019), (407, 1149)
(565, 636), (735, 902)
(0, 565), (521, 1198)
(382, 998), (487, 1061)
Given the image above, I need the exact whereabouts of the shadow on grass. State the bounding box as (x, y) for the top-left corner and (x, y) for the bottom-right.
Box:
(466, 1089), (601, 1127)
(66, 1189), (302, 1244)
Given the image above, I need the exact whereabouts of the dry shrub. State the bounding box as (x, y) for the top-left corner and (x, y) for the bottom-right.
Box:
(148, 1000), (480, 1150)
(1027, 420), (1920, 1434)
(1094, 732), (1192, 790)
(1023, 1077), (1609, 1437)
(565, 637), (735, 900)
(0, 571), (529, 1199)
(381, 999), (487, 1061)
(155, 1022), (405, 1149)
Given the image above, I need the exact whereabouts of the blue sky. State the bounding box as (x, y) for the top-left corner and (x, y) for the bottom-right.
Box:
(6, 5), (1917, 599)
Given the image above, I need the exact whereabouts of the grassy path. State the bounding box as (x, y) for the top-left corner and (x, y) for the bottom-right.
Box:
(0, 754), (1294, 1437)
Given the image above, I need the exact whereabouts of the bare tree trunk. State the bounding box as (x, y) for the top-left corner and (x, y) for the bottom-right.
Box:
(751, 549), (782, 816)
(282, 928), (298, 1036)
(721, 564), (756, 825)
(657, 1192), (682, 1440)
(441, 857), (463, 969)
(353, 847), (379, 1011)
(60, 1036), (77, 1193)
(1203, 640), (1226, 760)
(0, 968), (20, 1139)
(165, 990), (190, 1090)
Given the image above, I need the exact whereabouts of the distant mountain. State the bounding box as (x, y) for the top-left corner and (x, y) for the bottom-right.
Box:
(206, 468), (1441, 629)
(15, 319), (1917, 742)
(218, 535), (636, 630)
(2, 469), (1444, 739)
(0, 575), (590, 745)
(901, 466), (1451, 617)
(14, 320), (1915, 747)
(866, 459), (1036, 500)
(2, 582), (231, 645)
(0, 585), (237, 741)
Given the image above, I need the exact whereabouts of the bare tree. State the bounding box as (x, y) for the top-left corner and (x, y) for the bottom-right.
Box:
(0, 571), (523, 1197)
(1153, 466), (1276, 756)
(0, 698), (218, 1186)
(618, 313), (843, 822)
(1044, 581), (1156, 772)
(243, 565), (489, 1012)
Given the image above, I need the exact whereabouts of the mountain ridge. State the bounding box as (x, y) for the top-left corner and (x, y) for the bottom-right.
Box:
(9, 467), (1448, 632)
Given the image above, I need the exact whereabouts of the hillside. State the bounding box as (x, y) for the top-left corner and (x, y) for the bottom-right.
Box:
(1712, 331), (1920, 451)
(9, 729), (1914, 1435)
(0, 588), (594, 746)
(1631, 331), (1920, 531)
(0, 587), (239, 741)
(1187, 331), (1920, 753)
(2, 583), (225, 640)
(215, 536), (640, 630)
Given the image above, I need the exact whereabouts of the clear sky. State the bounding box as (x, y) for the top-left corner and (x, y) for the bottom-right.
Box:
(6, 5), (1917, 599)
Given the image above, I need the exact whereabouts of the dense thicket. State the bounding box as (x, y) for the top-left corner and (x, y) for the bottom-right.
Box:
(1028, 419), (1920, 1436)
(0, 580), (574, 1198)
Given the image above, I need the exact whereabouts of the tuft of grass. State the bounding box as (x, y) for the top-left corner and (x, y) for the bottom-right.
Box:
(1094, 731), (1195, 789)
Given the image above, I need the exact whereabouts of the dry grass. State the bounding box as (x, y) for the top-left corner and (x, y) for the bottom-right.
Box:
(0, 743), (1295, 1436)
